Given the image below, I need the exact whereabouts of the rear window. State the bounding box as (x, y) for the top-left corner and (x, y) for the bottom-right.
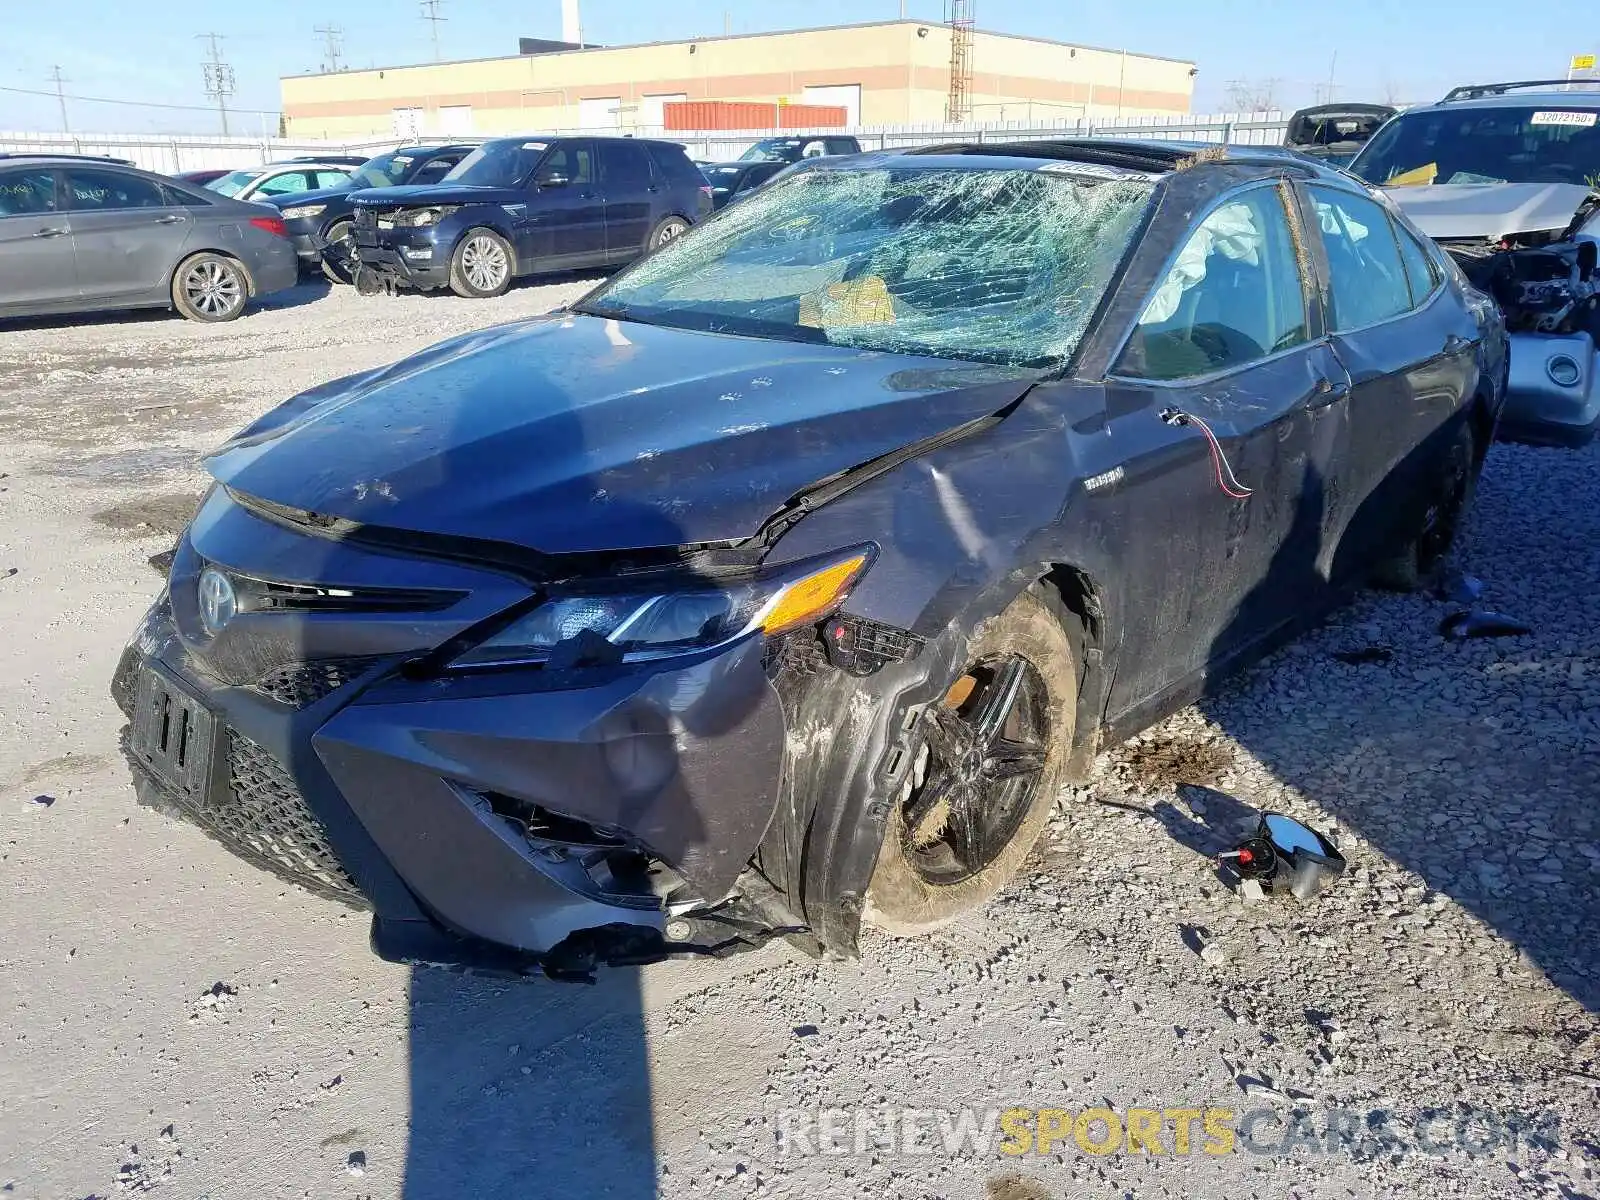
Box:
(646, 142), (703, 188)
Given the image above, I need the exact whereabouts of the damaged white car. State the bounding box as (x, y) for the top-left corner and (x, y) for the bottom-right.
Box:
(1351, 80), (1600, 445)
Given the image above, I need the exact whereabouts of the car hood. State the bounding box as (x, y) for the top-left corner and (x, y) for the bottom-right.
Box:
(1385, 182), (1596, 240)
(203, 314), (1038, 555)
(265, 182), (355, 209)
(349, 184), (521, 208)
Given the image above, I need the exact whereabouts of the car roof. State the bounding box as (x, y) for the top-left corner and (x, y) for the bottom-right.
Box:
(1423, 79), (1600, 109)
(0, 152), (136, 166)
(888, 138), (1350, 181)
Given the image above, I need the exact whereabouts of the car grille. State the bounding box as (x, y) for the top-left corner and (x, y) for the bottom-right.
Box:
(251, 657), (382, 708)
(214, 731), (366, 906)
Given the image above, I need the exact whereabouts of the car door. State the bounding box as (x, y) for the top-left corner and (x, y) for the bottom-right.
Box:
(1301, 184), (1476, 580)
(522, 141), (606, 266)
(60, 166), (195, 302)
(597, 140), (657, 258)
(0, 167), (77, 309)
(1105, 180), (1351, 708)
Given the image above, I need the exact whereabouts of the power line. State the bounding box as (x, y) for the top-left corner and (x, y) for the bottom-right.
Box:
(0, 83), (279, 116)
(47, 65), (70, 133)
(197, 32), (237, 136)
(315, 23), (345, 73)
(420, 0), (447, 62)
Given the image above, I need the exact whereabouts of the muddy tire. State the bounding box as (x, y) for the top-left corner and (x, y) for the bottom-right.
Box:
(319, 220), (357, 285)
(647, 215), (690, 251)
(1371, 421), (1478, 592)
(864, 589), (1077, 936)
(448, 229), (514, 299)
(171, 252), (250, 322)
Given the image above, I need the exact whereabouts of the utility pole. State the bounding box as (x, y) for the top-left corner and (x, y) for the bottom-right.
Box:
(420, 0), (447, 61)
(197, 33), (236, 136)
(315, 23), (345, 73)
(48, 65), (70, 133)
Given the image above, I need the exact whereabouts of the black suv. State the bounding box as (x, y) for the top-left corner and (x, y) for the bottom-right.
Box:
(350, 136), (713, 298)
(267, 144), (478, 283)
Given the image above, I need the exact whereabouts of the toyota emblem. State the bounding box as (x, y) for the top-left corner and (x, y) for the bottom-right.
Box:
(197, 568), (237, 636)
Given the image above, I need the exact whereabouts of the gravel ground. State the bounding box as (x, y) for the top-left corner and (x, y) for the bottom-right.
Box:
(1, 281), (1596, 1200)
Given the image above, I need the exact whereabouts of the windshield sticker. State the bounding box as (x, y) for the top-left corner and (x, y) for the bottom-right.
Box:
(1385, 162), (1438, 188)
(1037, 161), (1156, 181)
(521, 141), (549, 151)
(392, 156), (414, 166)
(1530, 111), (1597, 128)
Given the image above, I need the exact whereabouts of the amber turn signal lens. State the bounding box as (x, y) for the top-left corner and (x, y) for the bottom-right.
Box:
(760, 554), (870, 637)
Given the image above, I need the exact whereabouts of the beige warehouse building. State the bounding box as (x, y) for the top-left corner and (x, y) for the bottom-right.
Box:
(281, 19), (1195, 141)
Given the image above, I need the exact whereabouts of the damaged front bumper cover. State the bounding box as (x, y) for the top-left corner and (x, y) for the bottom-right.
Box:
(115, 595), (804, 981)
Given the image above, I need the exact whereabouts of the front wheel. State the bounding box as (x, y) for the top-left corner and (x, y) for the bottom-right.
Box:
(448, 229), (514, 299)
(319, 220), (357, 285)
(171, 253), (249, 322)
(864, 590), (1077, 936)
(647, 216), (690, 251)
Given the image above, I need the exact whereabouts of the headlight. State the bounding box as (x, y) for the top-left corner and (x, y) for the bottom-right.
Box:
(448, 548), (873, 670)
(384, 206), (451, 229)
(279, 204), (326, 219)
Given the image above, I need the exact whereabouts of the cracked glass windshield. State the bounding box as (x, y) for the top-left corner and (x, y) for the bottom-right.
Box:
(577, 165), (1155, 367)
(1353, 104), (1600, 187)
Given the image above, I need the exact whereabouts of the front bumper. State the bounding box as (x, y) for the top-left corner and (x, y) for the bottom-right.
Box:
(114, 535), (792, 976)
(1498, 331), (1600, 447)
(353, 223), (451, 290)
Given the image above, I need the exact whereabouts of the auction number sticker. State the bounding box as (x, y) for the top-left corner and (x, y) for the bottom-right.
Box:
(1531, 111), (1598, 127)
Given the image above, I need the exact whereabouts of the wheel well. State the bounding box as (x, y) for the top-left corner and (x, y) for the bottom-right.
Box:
(1468, 389), (1497, 464)
(1035, 563), (1106, 773)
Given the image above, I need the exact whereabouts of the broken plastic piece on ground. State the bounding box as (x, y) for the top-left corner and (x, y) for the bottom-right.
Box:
(1439, 609), (1533, 640)
(1331, 645), (1394, 664)
(148, 549), (175, 576)
(1434, 570), (1485, 606)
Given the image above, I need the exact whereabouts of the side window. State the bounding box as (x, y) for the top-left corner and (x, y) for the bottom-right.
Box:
(1118, 184), (1310, 381)
(1309, 186), (1413, 330)
(1391, 216), (1441, 307)
(826, 139), (859, 156)
(254, 171), (313, 197)
(538, 144), (595, 186)
(598, 142), (654, 191)
(314, 169), (353, 189)
(0, 170), (58, 216)
(61, 168), (168, 211)
(801, 139), (829, 158)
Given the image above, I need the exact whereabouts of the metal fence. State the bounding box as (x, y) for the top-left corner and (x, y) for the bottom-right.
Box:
(0, 111), (1288, 173)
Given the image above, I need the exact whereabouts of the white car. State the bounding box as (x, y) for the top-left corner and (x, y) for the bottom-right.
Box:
(206, 162), (355, 203)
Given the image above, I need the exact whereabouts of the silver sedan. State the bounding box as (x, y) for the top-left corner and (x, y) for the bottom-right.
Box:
(0, 155), (299, 323)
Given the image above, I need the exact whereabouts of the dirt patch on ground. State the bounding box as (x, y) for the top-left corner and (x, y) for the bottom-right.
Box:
(92, 491), (204, 539)
(985, 1175), (1052, 1200)
(1108, 732), (1234, 792)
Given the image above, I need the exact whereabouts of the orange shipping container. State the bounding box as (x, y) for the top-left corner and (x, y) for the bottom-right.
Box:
(663, 99), (848, 131)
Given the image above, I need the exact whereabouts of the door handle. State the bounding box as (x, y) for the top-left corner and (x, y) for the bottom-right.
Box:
(154, 214), (186, 225)
(1309, 377), (1350, 409)
(32, 226), (68, 239)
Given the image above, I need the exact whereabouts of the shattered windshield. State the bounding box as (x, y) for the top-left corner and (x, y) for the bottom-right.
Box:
(575, 165), (1155, 367)
(1353, 105), (1600, 187)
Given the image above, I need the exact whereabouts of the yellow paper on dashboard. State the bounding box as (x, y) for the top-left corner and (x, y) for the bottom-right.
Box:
(798, 275), (896, 328)
(1385, 163), (1438, 188)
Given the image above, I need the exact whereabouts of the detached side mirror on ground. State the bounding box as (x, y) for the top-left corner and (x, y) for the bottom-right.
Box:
(1222, 812), (1348, 901)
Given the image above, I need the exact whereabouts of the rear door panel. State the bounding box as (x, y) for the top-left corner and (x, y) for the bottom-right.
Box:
(61, 167), (194, 301)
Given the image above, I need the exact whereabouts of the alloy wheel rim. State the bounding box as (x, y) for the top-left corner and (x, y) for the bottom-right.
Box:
(462, 237), (508, 291)
(899, 654), (1051, 885)
(184, 260), (242, 316)
(656, 220), (687, 246)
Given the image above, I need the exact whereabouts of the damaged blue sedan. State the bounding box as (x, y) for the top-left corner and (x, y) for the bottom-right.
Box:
(114, 140), (1506, 979)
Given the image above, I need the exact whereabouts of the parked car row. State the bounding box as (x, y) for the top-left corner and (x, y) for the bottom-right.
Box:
(116, 128), (1525, 978)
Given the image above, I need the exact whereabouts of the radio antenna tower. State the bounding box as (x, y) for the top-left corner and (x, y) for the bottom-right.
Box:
(946, 0), (974, 122)
(420, 0), (447, 61)
(197, 33), (236, 136)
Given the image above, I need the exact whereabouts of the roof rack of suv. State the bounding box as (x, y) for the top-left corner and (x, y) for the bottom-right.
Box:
(1441, 79), (1600, 102)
